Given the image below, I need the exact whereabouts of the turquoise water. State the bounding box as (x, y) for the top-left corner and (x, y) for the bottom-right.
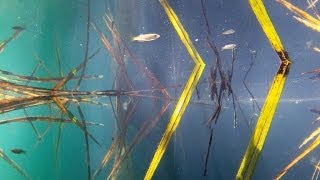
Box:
(0, 1), (115, 179)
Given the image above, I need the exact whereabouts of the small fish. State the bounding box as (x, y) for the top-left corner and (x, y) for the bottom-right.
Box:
(11, 148), (26, 154)
(221, 44), (236, 51)
(313, 47), (320, 53)
(122, 101), (129, 111)
(222, 29), (235, 35)
(311, 108), (320, 114)
(132, 33), (160, 42)
(12, 26), (25, 32)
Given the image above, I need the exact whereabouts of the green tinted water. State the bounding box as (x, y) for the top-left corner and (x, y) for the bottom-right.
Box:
(0, 1), (115, 179)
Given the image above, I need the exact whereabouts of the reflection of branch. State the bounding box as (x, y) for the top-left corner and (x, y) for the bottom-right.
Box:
(200, 0), (211, 36)
(242, 50), (261, 115)
(76, 0), (91, 89)
(54, 48), (100, 90)
(108, 101), (171, 179)
(0, 148), (31, 180)
(76, 2), (92, 178)
(0, 116), (103, 126)
(76, 102), (91, 180)
(92, 11), (172, 179)
(203, 127), (214, 176)
(92, 136), (118, 179)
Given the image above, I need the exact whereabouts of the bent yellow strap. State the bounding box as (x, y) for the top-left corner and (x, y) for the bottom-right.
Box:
(144, 0), (205, 179)
(236, 0), (292, 179)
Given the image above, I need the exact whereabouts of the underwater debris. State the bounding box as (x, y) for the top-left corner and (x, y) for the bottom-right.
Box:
(132, 33), (160, 42)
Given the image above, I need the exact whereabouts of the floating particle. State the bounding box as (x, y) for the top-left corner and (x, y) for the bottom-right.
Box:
(306, 40), (313, 48)
(249, 49), (256, 54)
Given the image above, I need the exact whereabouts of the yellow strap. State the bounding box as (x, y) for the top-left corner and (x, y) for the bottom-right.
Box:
(236, 0), (292, 179)
(144, 0), (205, 179)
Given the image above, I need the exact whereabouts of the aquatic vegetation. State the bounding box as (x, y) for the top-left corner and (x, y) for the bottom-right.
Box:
(277, 0), (320, 33)
(269, 1), (320, 179)
(1, 0), (320, 179)
(144, 0), (205, 179)
(0, 37), (132, 179)
(91, 11), (173, 180)
(237, 0), (292, 179)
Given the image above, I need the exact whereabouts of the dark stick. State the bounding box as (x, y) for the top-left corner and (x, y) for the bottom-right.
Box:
(203, 127), (214, 176)
(76, 0), (91, 89)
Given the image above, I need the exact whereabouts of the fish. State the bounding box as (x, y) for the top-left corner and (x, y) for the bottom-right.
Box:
(311, 108), (320, 114)
(11, 148), (26, 154)
(12, 26), (25, 32)
(313, 47), (320, 53)
(221, 44), (236, 51)
(122, 101), (129, 111)
(222, 29), (235, 35)
(132, 33), (160, 42)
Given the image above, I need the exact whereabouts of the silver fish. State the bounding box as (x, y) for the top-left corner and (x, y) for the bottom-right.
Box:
(132, 33), (160, 42)
(222, 29), (235, 35)
(221, 44), (236, 51)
